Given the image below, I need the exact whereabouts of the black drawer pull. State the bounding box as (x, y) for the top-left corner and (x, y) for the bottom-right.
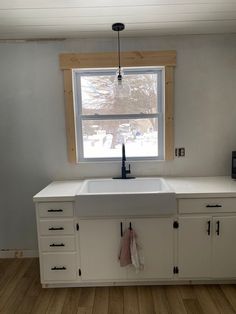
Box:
(47, 209), (63, 212)
(216, 220), (220, 236)
(51, 266), (66, 271)
(207, 220), (211, 235)
(206, 204), (222, 208)
(49, 243), (65, 247)
(48, 227), (64, 231)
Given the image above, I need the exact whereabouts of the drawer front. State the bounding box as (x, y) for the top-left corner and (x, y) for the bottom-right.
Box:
(39, 219), (75, 236)
(40, 236), (76, 252)
(42, 253), (77, 281)
(38, 202), (74, 218)
(179, 198), (236, 214)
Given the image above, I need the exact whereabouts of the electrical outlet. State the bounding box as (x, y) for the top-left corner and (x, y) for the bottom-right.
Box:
(175, 147), (185, 157)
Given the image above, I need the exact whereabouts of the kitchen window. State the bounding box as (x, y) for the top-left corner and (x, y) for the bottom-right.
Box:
(73, 67), (164, 161)
(59, 51), (176, 163)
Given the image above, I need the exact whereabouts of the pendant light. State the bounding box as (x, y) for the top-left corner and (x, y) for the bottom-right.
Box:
(112, 22), (130, 98)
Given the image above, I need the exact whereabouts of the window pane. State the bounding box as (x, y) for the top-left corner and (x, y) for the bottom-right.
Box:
(80, 72), (158, 115)
(82, 118), (158, 158)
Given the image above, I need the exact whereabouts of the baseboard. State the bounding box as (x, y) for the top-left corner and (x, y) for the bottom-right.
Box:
(0, 249), (39, 258)
(42, 280), (236, 288)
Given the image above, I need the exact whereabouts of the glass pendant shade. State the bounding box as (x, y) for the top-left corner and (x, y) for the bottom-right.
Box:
(113, 68), (131, 99)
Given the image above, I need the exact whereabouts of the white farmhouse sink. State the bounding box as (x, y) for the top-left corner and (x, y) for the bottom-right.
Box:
(76, 178), (176, 217)
(79, 177), (170, 194)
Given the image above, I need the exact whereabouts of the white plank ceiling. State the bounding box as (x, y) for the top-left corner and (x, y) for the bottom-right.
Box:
(0, 0), (236, 40)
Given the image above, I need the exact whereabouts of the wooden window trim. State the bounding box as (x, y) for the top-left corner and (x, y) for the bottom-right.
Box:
(60, 51), (176, 163)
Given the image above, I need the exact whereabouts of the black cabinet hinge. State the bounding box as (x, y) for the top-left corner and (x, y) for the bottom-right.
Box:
(76, 223), (79, 231)
(79, 269), (81, 276)
(173, 266), (179, 274)
(173, 221), (179, 229)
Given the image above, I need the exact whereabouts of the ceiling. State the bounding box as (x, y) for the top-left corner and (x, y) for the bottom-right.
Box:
(0, 0), (236, 40)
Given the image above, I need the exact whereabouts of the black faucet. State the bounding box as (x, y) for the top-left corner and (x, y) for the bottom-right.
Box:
(113, 144), (135, 179)
(121, 143), (130, 179)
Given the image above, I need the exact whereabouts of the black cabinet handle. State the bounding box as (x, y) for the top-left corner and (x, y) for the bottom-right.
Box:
(120, 222), (123, 237)
(51, 266), (66, 270)
(47, 209), (63, 212)
(206, 204), (222, 208)
(216, 221), (220, 235)
(129, 222), (132, 230)
(207, 220), (211, 235)
(48, 227), (64, 231)
(49, 243), (65, 247)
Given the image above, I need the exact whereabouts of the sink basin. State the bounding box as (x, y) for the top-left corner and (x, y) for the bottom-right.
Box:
(79, 177), (171, 194)
(76, 178), (176, 217)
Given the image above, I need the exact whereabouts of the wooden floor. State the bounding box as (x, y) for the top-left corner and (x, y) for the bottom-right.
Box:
(0, 259), (236, 314)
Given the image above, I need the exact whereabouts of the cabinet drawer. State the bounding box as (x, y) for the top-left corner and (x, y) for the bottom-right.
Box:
(42, 253), (77, 281)
(39, 219), (75, 236)
(179, 198), (236, 214)
(38, 202), (74, 218)
(40, 236), (76, 252)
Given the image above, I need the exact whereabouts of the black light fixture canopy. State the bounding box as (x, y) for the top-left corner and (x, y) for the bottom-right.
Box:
(112, 23), (125, 32)
(112, 23), (125, 82)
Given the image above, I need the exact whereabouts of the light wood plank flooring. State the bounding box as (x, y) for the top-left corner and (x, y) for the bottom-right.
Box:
(0, 258), (236, 314)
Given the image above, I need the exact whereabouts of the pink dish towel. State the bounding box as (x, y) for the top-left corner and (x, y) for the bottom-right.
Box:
(119, 228), (144, 271)
(118, 229), (132, 266)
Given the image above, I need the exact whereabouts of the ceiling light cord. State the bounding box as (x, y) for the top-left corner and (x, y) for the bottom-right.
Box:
(112, 23), (125, 83)
(117, 30), (122, 81)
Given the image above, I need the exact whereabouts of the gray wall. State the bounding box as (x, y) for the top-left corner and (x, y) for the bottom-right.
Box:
(0, 34), (236, 250)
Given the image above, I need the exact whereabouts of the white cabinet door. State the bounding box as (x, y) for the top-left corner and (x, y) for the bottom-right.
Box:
(178, 216), (212, 278)
(127, 218), (174, 279)
(212, 216), (236, 278)
(79, 219), (126, 281)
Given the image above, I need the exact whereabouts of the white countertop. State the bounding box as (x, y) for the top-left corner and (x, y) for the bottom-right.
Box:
(33, 176), (236, 201)
(33, 180), (83, 201)
(166, 176), (236, 198)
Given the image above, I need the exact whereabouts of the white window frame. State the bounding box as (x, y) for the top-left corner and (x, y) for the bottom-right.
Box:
(73, 66), (165, 162)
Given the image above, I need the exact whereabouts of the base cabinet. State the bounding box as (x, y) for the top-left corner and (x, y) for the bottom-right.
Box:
(126, 218), (174, 280)
(35, 196), (236, 286)
(79, 217), (174, 281)
(36, 202), (79, 284)
(178, 214), (236, 279)
(178, 216), (212, 278)
(212, 216), (236, 278)
(79, 219), (126, 281)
